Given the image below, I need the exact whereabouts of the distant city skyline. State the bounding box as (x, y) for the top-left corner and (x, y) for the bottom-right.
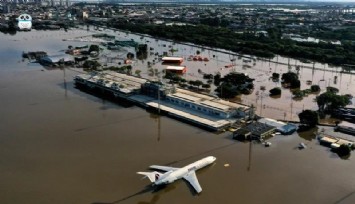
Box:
(68, 0), (355, 2)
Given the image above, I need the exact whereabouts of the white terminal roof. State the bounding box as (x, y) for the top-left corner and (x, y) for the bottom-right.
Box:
(166, 66), (186, 71)
(169, 88), (249, 113)
(173, 92), (200, 102)
(200, 100), (231, 112)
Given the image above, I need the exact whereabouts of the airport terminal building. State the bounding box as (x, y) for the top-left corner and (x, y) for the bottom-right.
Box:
(165, 88), (250, 119)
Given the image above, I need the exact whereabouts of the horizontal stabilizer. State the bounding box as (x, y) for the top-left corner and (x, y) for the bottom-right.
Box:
(137, 171), (162, 183)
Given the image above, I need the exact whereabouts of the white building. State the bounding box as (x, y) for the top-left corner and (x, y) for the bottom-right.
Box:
(166, 88), (250, 119)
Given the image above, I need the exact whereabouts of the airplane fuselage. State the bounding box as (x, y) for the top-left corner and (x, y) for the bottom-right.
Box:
(137, 156), (216, 193)
(154, 156), (216, 185)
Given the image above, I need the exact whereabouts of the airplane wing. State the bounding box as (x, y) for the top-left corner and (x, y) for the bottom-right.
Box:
(183, 171), (202, 193)
(149, 165), (179, 172)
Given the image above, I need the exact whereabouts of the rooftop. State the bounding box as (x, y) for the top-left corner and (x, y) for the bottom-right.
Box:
(162, 57), (183, 61)
(146, 101), (231, 130)
(244, 122), (276, 136)
(168, 88), (250, 113)
(166, 66), (186, 71)
(76, 71), (147, 94)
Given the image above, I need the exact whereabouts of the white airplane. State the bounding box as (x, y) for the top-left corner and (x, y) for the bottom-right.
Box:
(137, 156), (216, 194)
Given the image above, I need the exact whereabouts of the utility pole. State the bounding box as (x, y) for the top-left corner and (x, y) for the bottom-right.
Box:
(156, 72), (161, 142)
(290, 99), (293, 121)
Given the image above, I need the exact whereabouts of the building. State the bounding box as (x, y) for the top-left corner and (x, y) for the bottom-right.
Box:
(233, 122), (276, 140)
(2, 5), (11, 14)
(319, 134), (354, 149)
(277, 124), (298, 135)
(232, 128), (252, 140)
(258, 118), (286, 128)
(74, 71), (147, 97)
(165, 88), (250, 119)
(258, 118), (297, 135)
(74, 72), (251, 131)
(162, 57), (183, 64)
(39, 54), (74, 66)
(140, 81), (168, 99)
(166, 66), (187, 74)
(335, 125), (355, 136)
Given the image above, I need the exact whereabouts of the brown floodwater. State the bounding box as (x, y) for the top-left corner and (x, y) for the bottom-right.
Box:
(0, 29), (355, 204)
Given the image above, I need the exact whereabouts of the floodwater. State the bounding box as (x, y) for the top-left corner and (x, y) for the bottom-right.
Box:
(0, 29), (355, 204)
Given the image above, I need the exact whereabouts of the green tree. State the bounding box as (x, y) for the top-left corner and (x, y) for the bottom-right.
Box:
(165, 72), (182, 83)
(126, 65), (132, 74)
(311, 85), (320, 92)
(214, 73), (221, 86)
(269, 87), (281, 96)
(316, 92), (349, 112)
(292, 89), (304, 99)
(194, 80), (203, 88)
(108, 21), (355, 65)
(135, 69), (141, 77)
(223, 72), (254, 85)
(88, 45), (100, 53)
(127, 52), (134, 59)
(326, 86), (339, 94)
(272, 72), (280, 79)
(83, 60), (101, 69)
(290, 79), (301, 89)
(337, 144), (351, 156)
(281, 72), (298, 83)
(215, 82), (239, 98)
(298, 110), (319, 128)
(202, 84), (211, 89)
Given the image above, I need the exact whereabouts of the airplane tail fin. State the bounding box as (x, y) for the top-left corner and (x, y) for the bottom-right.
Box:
(137, 171), (162, 183)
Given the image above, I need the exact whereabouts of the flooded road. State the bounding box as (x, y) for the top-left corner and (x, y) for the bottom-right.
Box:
(0, 29), (355, 204)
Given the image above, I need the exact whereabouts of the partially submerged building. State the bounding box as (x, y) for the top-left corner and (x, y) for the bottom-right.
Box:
(74, 71), (147, 97)
(162, 57), (183, 64)
(166, 65), (187, 74)
(39, 54), (74, 66)
(335, 125), (355, 136)
(277, 124), (298, 135)
(319, 134), (354, 150)
(233, 122), (276, 140)
(74, 71), (251, 131)
(165, 88), (250, 119)
(258, 118), (297, 135)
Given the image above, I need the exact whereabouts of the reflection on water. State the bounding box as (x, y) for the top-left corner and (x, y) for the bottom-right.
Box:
(297, 127), (318, 141)
(247, 141), (253, 171)
(92, 185), (158, 204)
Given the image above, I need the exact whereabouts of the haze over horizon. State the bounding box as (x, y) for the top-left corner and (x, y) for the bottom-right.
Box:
(96, 0), (355, 3)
